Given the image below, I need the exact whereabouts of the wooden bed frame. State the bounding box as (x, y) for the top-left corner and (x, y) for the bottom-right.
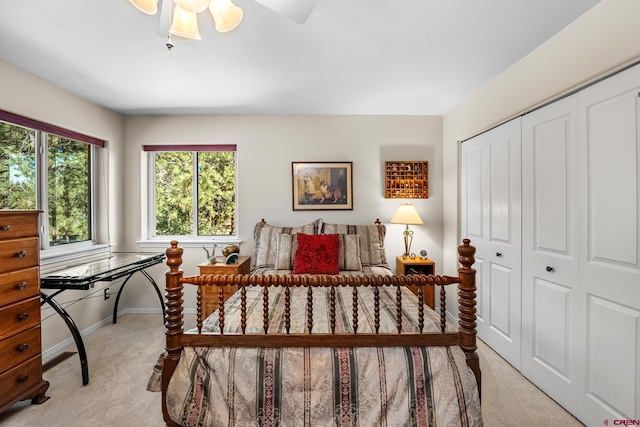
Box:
(161, 238), (480, 426)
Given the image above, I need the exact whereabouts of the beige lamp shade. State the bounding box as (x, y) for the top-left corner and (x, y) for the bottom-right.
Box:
(128, 0), (158, 15)
(390, 204), (423, 258)
(390, 203), (424, 226)
(169, 5), (202, 40)
(209, 0), (243, 33)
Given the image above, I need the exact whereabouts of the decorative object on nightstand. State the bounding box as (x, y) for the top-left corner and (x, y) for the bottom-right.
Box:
(389, 203), (424, 258)
(202, 243), (218, 263)
(396, 255), (436, 309)
(197, 256), (250, 322)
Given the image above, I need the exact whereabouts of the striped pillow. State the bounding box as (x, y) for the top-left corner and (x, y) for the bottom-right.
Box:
(321, 223), (387, 267)
(274, 233), (297, 270)
(338, 234), (362, 271)
(252, 219), (321, 270)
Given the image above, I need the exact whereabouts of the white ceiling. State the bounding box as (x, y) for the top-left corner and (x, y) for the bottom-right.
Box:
(0, 0), (600, 116)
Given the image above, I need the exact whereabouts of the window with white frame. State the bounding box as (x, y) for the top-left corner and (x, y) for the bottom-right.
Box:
(0, 110), (103, 251)
(145, 144), (237, 240)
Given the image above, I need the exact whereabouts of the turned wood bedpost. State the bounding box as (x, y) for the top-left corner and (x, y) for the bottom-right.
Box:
(163, 240), (184, 426)
(457, 238), (481, 399)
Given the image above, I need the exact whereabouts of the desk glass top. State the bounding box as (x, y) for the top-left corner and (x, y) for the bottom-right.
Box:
(41, 252), (165, 289)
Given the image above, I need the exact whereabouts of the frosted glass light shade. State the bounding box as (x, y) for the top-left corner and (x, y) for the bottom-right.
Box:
(128, 0), (158, 15)
(173, 0), (211, 14)
(209, 0), (243, 33)
(169, 5), (202, 40)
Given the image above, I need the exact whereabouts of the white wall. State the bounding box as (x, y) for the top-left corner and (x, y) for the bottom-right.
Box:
(123, 115), (444, 310)
(442, 0), (640, 312)
(0, 61), (126, 355)
(1, 60), (444, 359)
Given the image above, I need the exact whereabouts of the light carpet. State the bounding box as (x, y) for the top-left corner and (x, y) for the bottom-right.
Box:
(0, 313), (584, 426)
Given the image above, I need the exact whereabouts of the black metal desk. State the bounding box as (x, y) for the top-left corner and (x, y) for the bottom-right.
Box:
(40, 253), (165, 385)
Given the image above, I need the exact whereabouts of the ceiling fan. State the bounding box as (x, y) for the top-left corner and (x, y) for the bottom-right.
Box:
(128, 0), (318, 48)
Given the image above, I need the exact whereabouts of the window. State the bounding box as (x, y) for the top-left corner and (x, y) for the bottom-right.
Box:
(0, 110), (104, 251)
(145, 145), (237, 239)
(47, 135), (92, 246)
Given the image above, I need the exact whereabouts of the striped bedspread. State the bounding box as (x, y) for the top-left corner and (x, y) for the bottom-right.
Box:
(166, 286), (482, 426)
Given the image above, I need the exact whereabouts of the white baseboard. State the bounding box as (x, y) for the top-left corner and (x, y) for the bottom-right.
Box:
(42, 316), (113, 362)
(42, 307), (195, 362)
(120, 307), (196, 315)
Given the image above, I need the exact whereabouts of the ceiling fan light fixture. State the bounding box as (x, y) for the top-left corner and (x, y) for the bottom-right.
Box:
(173, 0), (211, 14)
(209, 0), (243, 33)
(169, 4), (202, 40)
(128, 0), (158, 15)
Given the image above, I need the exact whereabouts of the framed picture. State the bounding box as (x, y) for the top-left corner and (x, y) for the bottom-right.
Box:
(292, 162), (353, 211)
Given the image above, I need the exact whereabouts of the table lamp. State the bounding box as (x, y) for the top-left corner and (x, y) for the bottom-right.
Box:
(390, 203), (424, 258)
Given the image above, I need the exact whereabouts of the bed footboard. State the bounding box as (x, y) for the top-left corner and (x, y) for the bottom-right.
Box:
(162, 239), (479, 425)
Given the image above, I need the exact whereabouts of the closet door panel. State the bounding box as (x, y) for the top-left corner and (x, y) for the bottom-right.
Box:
(585, 296), (640, 419)
(461, 134), (489, 329)
(521, 96), (579, 411)
(578, 64), (640, 423)
(531, 278), (572, 376)
(464, 146), (485, 239)
(586, 93), (637, 265)
(462, 118), (522, 369)
(485, 119), (522, 368)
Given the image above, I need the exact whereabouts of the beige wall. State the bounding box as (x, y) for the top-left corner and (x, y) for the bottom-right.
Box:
(122, 115), (444, 310)
(1, 63), (444, 357)
(0, 61), (125, 355)
(5, 0), (639, 361)
(442, 0), (640, 313)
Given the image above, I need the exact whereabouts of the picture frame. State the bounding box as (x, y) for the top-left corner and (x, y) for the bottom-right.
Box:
(292, 162), (353, 211)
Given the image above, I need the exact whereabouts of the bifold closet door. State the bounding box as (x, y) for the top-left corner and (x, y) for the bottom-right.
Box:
(461, 117), (522, 369)
(576, 65), (640, 424)
(521, 95), (580, 412)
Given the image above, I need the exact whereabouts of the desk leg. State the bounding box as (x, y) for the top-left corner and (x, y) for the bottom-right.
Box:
(40, 292), (89, 386)
(112, 270), (166, 324)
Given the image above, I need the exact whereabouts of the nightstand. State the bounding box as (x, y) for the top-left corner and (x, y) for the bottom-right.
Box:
(395, 255), (436, 309)
(198, 256), (250, 322)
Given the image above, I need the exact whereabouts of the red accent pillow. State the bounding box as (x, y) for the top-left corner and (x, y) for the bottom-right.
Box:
(292, 233), (340, 274)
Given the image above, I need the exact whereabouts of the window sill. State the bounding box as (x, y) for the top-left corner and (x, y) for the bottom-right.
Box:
(40, 243), (112, 274)
(137, 238), (242, 249)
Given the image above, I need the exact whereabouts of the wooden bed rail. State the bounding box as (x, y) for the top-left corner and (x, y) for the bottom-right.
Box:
(162, 238), (480, 416)
(184, 273), (462, 334)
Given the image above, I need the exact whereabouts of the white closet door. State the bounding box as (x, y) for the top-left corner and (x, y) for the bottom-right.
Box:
(521, 95), (580, 412)
(461, 117), (522, 369)
(461, 131), (488, 336)
(577, 65), (640, 424)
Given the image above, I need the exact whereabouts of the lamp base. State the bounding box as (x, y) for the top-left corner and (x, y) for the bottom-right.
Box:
(402, 226), (414, 258)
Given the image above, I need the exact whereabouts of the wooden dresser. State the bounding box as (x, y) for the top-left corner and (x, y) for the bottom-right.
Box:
(198, 256), (250, 322)
(0, 211), (49, 413)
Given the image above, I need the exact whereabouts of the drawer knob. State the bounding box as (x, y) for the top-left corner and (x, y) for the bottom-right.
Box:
(16, 250), (27, 258)
(17, 343), (29, 352)
(496, 252), (502, 257)
(546, 266), (554, 272)
(18, 374), (29, 383)
(15, 281), (27, 290)
(0, 225), (10, 231)
(17, 312), (29, 321)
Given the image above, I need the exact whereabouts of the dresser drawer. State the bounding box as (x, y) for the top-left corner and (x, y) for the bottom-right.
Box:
(0, 326), (42, 375)
(0, 238), (39, 273)
(0, 356), (43, 409)
(0, 297), (41, 341)
(0, 213), (39, 240)
(0, 267), (39, 307)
